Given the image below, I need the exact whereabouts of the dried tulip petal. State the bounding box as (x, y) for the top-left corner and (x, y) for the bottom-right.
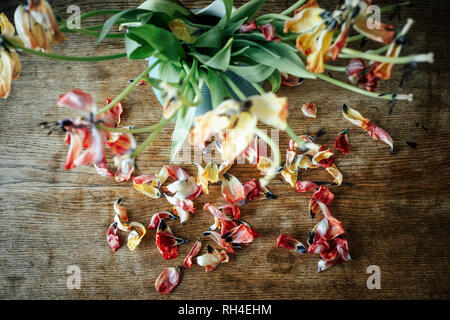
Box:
(184, 238), (202, 268)
(366, 122), (394, 153)
(326, 165), (343, 186)
(277, 234), (307, 253)
(218, 204), (241, 220)
(202, 231), (234, 253)
(113, 198), (130, 231)
(106, 222), (120, 252)
(301, 102), (317, 118)
(148, 211), (176, 230)
(196, 245), (229, 272)
(295, 181), (319, 192)
(342, 104), (370, 128)
(127, 222), (146, 251)
(220, 173), (245, 204)
(334, 129), (350, 154)
(133, 175), (162, 198)
(155, 267), (181, 295)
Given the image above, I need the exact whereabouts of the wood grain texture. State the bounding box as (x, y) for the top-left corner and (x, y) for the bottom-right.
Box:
(0, 0), (449, 300)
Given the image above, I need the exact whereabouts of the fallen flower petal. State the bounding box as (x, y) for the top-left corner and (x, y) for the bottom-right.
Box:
(277, 234), (307, 253)
(155, 267), (181, 295)
(127, 222), (146, 251)
(312, 149), (335, 168)
(326, 165), (343, 186)
(334, 128), (350, 154)
(366, 122), (394, 153)
(202, 230), (234, 253)
(148, 211), (176, 230)
(204, 203), (233, 221)
(301, 102), (317, 118)
(113, 198), (130, 231)
(259, 23), (280, 42)
(133, 175), (162, 199)
(155, 220), (186, 260)
(218, 204), (241, 220)
(342, 104), (370, 128)
(220, 173), (245, 204)
(295, 181), (319, 192)
(106, 222), (120, 252)
(309, 186), (335, 218)
(184, 238), (202, 268)
(223, 223), (257, 245)
(113, 153), (135, 183)
(196, 245), (229, 272)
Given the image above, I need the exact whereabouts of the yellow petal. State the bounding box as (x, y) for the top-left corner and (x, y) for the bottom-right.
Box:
(127, 222), (146, 251)
(133, 181), (162, 198)
(0, 13), (15, 37)
(326, 165), (343, 186)
(306, 29), (334, 74)
(342, 104), (370, 129)
(284, 8), (325, 34)
(168, 19), (198, 44)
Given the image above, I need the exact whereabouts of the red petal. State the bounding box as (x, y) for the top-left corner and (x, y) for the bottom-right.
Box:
(295, 181), (318, 192)
(219, 204), (241, 220)
(334, 129), (350, 154)
(366, 122), (394, 153)
(183, 238), (202, 268)
(259, 24), (280, 42)
(277, 234), (299, 250)
(155, 267), (181, 295)
(106, 222), (120, 252)
(148, 211), (174, 230)
(156, 232), (179, 260)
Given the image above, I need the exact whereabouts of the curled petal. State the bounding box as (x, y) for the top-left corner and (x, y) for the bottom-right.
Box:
(281, 150), (301, 187)
(248, 93), (288, 130)
(155, 267), (181, 295)
(295, 181), (318, 192)
(220, 173), (245, 204)
(281, 73), (304, 87)
(218, 204), (241, 220)
(243, 178), (271, 201)
(127, 222), (146, 251)
(166, 194), (195, 215)
(204, 203), (233, 221)
(133, 175), (162, 198)
(113, 198), (130, 231)
(184, 238), (202, 268)
(165, 177), (202, 200)
(284, 6), (324, 34)
(256, 156), (273, 173)
(309, 186), (334, 218)
(310, 201), (345, 241)
(328, 18), (351, 60)
(326, 165), (343, 186)
(196, 245), (229, 272)
(277, 234), (307, 253)
(165, 165), (190, 181)
(57, 89), (96, 114)
(297, 154), (319, 170)
(14, 5), (50, 52)
(366, 122), (394, 153)
(312, 149), (335, 168)
(342, 104), (370, 129)
(301, 102), (317, 118)
(334, 129), (350, 154)
(148, 211), (176, 230)
(202, 231), (234, 253)
(224, 223), (257, 245)
(106, 222), (120, 252)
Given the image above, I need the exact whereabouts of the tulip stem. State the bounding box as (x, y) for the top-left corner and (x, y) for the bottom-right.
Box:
(95, 60), (160, 116)
(315, 72), (413, 101)
(254, 127), (281, 188)
(340, 48), (434, 64)
(7, 39), (127, 61)
(255, 14), (290, 23)
(132, 115), (174, 158)
(221, 74), (247, 101)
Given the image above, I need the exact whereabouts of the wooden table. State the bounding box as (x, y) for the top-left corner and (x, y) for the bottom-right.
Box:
(0, 0), (448, 300)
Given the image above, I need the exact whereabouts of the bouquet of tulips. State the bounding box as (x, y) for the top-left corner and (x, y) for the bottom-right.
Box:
(0, 0), (434, 295)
